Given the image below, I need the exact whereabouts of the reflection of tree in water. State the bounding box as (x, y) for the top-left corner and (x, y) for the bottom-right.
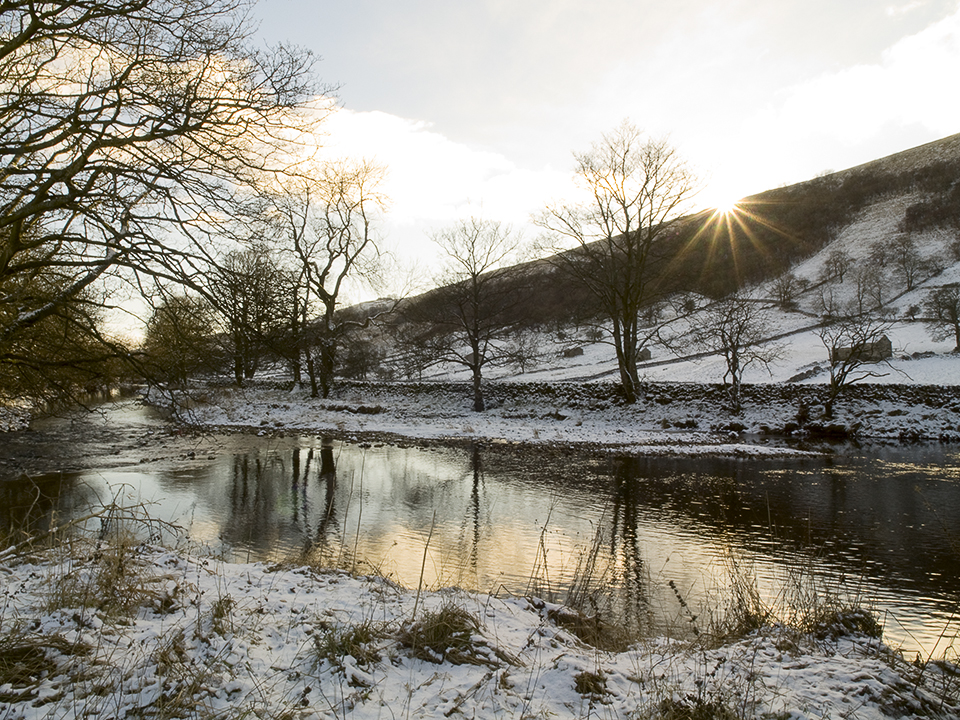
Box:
(1, 473), (67, 542)
(290, 447), (313, 527)
(220, 439), (346, 561)
(304, 438), (341, 561)
(226, 454), (283, 550)
(610, 458), (653, 634)
(459, 443), (484, 577)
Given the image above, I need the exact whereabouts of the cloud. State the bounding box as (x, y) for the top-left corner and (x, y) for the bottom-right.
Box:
(886, 1), (930, 17)
(313, 108), (576, 274)
(320, 108), (573, 226)
(704, 5), (960, 195)
(781, 9), (959, 139)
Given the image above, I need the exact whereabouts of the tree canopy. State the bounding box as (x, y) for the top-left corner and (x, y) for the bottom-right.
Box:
(0, 0), (318, 401)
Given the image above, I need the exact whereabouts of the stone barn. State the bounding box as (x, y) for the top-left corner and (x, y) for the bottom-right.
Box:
(831, 335), (893, 363)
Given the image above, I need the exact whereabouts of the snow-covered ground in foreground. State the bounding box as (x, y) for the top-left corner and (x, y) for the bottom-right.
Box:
(1, 545), (957, 720)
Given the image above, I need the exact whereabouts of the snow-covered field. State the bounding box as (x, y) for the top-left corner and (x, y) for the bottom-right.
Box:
(168, 373), (960, 461)
(2, 540), (957, 720)
(397, 190), (960, 398)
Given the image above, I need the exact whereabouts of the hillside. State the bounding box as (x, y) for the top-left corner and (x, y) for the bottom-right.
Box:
(386, 132), (960, 389)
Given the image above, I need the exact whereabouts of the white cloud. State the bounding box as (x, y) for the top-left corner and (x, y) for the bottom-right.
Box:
(302, 4), (960, 269)
(313, 107), (576, 274)
(321, 109), (572, 220)
(886, 1), (929, 17)
(733, 7), (960, 182)
(790, 10), (958, 137)
(663, 3), (960, 210)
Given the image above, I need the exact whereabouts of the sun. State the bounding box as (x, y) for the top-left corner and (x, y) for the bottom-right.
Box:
(712, 194), (741, 216)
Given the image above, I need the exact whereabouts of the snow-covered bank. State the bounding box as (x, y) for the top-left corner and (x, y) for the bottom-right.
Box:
(1, 543), (957, 720)
(169, 379), (960, 457)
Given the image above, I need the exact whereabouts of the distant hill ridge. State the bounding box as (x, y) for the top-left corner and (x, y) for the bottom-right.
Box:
(802, 131), (960, 184)
(665, 131), (960, 298)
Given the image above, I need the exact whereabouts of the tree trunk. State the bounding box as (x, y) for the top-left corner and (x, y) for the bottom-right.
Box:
(233, 355), (244, 386)
(619, 351), (641, 405)
(318, 339), (335, 399)
(728, 350), (742, 414)
(472, 366), (484, 411)
(612, 321), (639, 404)
(291, 353), (302, 387)
(305, 349), (319, 398)
(618, 364), (638, 404)
(824, 380), (840, 419)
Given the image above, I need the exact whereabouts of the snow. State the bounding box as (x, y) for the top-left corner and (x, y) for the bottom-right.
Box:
(1, 545), (956, 720)
(0, 405), (30, 432)
(166, 368), (960, 461)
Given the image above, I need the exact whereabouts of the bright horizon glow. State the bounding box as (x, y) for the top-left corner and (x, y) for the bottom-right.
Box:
(710, 194), (742, 217)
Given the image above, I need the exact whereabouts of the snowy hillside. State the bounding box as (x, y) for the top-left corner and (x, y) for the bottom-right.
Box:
(415, 136), (960, 388)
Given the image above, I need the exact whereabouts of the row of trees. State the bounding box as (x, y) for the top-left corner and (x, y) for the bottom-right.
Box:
(397, 122), (699, 410)
(0, 0), (399, 404)
(0, 0), (321, 402)
(392, 119), (960, 417)
(143, 159), (390, 398)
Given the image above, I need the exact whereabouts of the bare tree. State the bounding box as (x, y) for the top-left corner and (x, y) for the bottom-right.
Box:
(506, 327), (543, 374)
(274, 161), (388, 398)
(0, 0), (318, 401)
(338, 331), (384, 380)
(816, 307), (896, 417)
(852, 264), (885, 314)
(924, 284), (960, 352)
(535, 121), (697, 403)
(817, 282), (841, 318)
(208, 245), (285, 385)
(143, 293), (217, 385)
(891, 234), (926, 292)
(820, 249), (852, 284)
(772, 272), (808, 310)
(691, 296), (782, 413)
(0, 276), (121, 403)
(391, 321), (436, 381)
(420, 218), (523, 411)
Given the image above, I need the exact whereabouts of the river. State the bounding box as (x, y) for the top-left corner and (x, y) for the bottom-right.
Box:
(2, 399), (958, 659)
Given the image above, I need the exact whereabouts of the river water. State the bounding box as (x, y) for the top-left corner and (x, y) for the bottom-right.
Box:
(2, 400), (958, 659)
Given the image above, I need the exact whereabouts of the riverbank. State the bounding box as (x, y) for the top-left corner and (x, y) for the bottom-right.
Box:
(2, 392), (959, 718)
(1, 538), (958, 720)
(163, 379), (960, 457)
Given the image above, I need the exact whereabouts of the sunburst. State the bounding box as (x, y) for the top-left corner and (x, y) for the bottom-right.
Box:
(711, 195), (741, 217)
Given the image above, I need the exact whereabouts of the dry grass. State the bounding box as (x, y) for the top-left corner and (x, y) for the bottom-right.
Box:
(313, 620), (385, 670)
(649, 696), (745, 720)
(0, 630), (89, 703)
(2, 490), (955, 720)
(42, 532), (181, 619)
(398, 603), (486, 665)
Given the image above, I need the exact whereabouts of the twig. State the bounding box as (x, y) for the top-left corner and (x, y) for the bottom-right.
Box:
(0, 509), (109, 564)
(412, 510), (436, 620)
(352, 449), (366, 574)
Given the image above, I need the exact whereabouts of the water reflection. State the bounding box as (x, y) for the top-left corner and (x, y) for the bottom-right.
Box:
(611, 459), (653, 631)
(3, 418), (958, 658)
(1, 471), (65, 540)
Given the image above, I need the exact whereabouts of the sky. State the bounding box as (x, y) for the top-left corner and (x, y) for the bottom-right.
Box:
(252, 0), (960, 289)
